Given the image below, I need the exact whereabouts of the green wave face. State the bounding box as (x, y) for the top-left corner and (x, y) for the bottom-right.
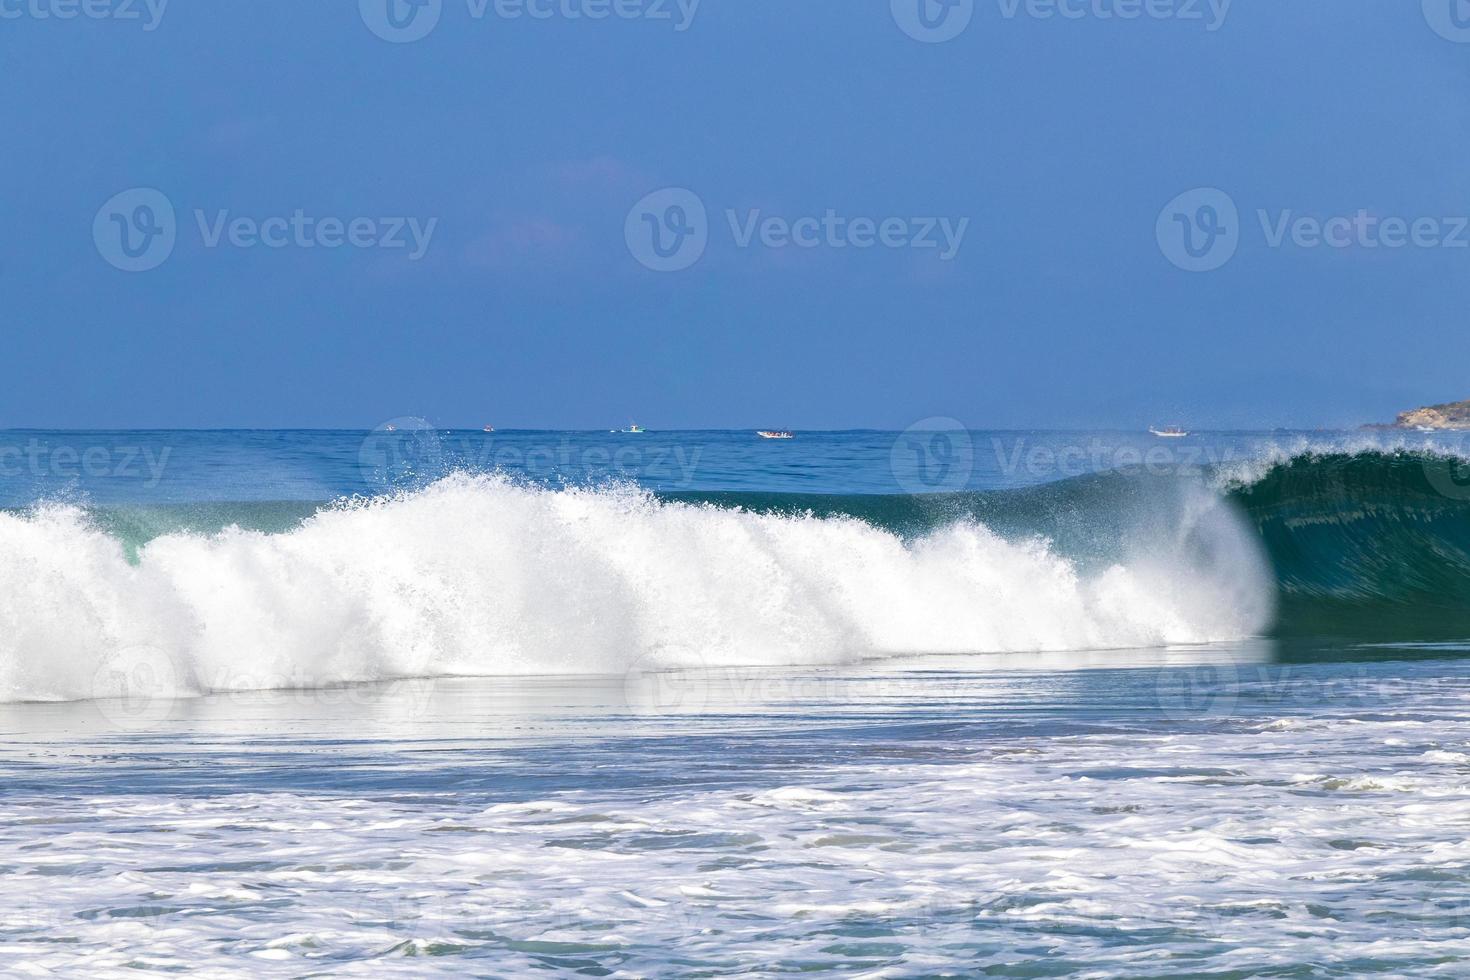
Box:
(1228, 451), (1470, 639)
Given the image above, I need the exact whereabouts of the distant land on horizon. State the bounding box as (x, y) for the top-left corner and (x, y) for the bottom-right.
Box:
(1364, 398), (1470, 431)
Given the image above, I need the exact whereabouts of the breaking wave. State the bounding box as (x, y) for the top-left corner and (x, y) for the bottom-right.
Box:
(0, 472), (1271, 703)
(11, 447), (1470, 703)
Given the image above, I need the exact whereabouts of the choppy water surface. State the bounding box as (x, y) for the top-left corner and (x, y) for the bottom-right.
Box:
(0, 650), (1468, 976)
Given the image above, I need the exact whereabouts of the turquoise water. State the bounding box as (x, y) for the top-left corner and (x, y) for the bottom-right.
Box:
(2, 427), (1470, 974)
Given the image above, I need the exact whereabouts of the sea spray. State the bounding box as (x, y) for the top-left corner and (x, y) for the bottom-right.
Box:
(0, 474), (1273, 703)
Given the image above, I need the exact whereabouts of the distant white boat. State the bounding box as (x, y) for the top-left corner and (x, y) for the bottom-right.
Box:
(616, 423), (645, 434)
(1149, 426), (1189, 438)
(757, 430), (794, 440)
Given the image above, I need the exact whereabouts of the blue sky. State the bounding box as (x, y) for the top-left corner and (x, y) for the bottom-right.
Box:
(3, 0), (1469, 429)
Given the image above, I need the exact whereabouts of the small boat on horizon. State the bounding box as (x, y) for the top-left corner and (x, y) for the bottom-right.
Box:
(1149, 426), (1189, 438)
(615, 423), (645, 434)
(483, 425), (495, 433)
(757, 430), (795, 440)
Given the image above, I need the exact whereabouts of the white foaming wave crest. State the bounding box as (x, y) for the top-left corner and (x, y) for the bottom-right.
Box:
(0, 475), (1274, 703)
(1209, 431), (1470, 494)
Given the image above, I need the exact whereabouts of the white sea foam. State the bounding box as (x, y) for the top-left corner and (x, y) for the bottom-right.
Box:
(1, 668), (1469, 977)
(0, 475), (1273, 703)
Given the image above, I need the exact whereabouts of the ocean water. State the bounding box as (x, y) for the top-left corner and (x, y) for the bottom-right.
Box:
(3, 426), (1470, 975)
